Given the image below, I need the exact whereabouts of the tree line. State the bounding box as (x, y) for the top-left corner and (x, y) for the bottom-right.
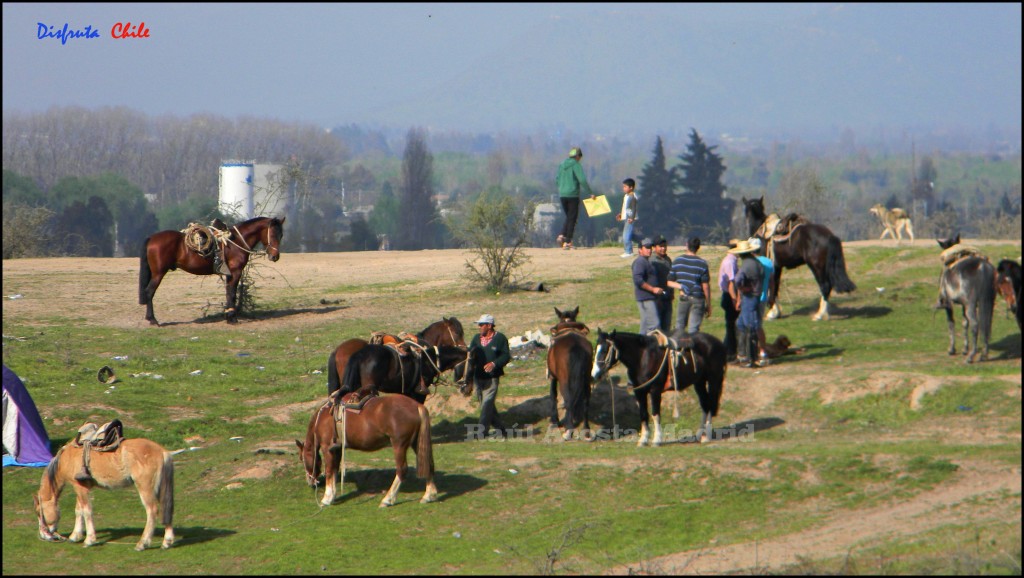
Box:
(3, 106), (1020, 259)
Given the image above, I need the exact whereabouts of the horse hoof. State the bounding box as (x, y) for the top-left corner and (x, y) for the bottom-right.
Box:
(379, 501), (394, 508)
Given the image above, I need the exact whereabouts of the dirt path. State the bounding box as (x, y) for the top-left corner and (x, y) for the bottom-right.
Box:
(610, 459), (1022, 575)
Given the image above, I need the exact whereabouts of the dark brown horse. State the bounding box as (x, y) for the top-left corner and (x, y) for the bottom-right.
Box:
(336, 343), (469, 404)
(995, 259), (1022, 332)
(138, 216), (285, 325)
(742, 197), (856, 320)
(296, 395), (436, 508)
(545, 307), (593, 440)
(936, 235), (996, 362)
(325, 318), (466, 399)
(591, 329), (727, 445)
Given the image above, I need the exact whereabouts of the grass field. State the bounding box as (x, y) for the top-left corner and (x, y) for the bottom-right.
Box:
(2, 239), (1021, 575)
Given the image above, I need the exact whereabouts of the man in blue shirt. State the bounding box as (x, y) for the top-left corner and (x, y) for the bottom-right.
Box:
(667, 237), (712, 335)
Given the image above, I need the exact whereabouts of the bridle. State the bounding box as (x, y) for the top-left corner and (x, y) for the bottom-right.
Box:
(593, 337), (621, 377)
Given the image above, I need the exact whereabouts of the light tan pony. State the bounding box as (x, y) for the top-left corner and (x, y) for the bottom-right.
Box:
(869, 204), (915, 243)
(34, 438), (175, 551)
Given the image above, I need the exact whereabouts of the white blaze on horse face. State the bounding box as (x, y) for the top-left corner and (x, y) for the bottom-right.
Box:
(590, 343), (606, 379)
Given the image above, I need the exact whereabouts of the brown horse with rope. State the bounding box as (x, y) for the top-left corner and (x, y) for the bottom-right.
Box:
(296, 394), (436, 508)
(138, 216), (285, 325)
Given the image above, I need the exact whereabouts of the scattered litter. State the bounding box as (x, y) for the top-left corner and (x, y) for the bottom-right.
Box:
(493, 549), (502, 554)
(452, 532), (461, 538)
(190, 369), (203, 375)
(230, 436), (244, 442)
(876, 287), (885, 293)
(508, 469), (518, 475)
(190, 337), (200, 341)
(312, 370), (322, 375)
(112, 355), (128, 361)
(294, 337), (302, 343)
(8, 294), (23, 300)
(271, 528), (280, 532)
(236, 353), (251, 357)
(2, 334), (27, 341)
(957, 405), (973, 412)
(256, 366), (265, 371)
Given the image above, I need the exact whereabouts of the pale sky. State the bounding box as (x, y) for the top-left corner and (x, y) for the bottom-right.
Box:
(3, 3), (1021, 140)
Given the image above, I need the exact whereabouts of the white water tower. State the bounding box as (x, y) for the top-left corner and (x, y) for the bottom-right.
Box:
(218, 161), (255, 219)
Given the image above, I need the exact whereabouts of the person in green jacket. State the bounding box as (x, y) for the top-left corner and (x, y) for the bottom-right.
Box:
(555, 146), (595, 250)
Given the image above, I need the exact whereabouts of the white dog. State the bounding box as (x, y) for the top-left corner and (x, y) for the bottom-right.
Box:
(869, 204), (914, 243)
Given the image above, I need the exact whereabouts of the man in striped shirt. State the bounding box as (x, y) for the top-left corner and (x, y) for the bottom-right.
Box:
(666, 237), (712, 335)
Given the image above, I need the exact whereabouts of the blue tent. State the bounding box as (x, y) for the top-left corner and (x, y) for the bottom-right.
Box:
(2, 364), (53, 467)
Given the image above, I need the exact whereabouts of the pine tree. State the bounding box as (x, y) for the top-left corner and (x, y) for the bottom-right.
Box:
(674, 129), (733, 243)
(636, 136), (680, 240)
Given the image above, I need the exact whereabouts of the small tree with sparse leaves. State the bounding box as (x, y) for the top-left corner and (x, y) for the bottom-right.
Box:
(447, 190), (534, 292)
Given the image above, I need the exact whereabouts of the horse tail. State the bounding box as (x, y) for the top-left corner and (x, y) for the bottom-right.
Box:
(567, 343), (591, 429)
(159, 452), (175, 527)
(415, 405), (434, 479)
(326, 350), (340, 397)
(339, 349), (362, 395)
(826, 235), (857, 294)
(139, 236), (152, 305)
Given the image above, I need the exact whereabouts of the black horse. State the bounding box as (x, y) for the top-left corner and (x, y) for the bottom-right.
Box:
(590, 329), (727, 445)
(937, 235), (996, 362)
(337, 343), (469, 404)
(742, 197), (856, 320)
(995, 259), (1022, 332)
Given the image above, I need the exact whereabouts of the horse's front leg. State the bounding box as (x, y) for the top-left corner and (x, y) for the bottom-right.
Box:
(651, 392), (663, 446)
(636, 393), (650, 447)
(74, 488), (98, 547)
(224, 274), (239, 323)
(320, 447), (339, 507)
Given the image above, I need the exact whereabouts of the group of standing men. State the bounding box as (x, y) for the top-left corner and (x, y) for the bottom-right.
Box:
(554, 145), (776, 368)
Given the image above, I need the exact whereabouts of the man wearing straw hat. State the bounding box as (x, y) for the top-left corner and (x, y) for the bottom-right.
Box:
(729, 239), (764, 368)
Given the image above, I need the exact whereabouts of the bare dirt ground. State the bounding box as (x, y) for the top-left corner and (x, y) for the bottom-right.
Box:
(3, 238), (1021, 573)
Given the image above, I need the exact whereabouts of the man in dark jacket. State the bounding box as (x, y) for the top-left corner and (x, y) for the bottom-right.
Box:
(468, 314), (511, 438)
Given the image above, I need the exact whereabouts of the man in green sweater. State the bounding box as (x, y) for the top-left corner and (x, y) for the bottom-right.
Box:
(555, 147), (594, 250)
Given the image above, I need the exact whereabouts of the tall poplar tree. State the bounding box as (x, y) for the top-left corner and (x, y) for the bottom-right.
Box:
(397, 128), (442, 249)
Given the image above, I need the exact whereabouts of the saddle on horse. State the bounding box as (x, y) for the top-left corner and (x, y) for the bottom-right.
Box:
(368, 332), (431, 395)
(73, 419), (125, 482)
(550, 321), (590, 338)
